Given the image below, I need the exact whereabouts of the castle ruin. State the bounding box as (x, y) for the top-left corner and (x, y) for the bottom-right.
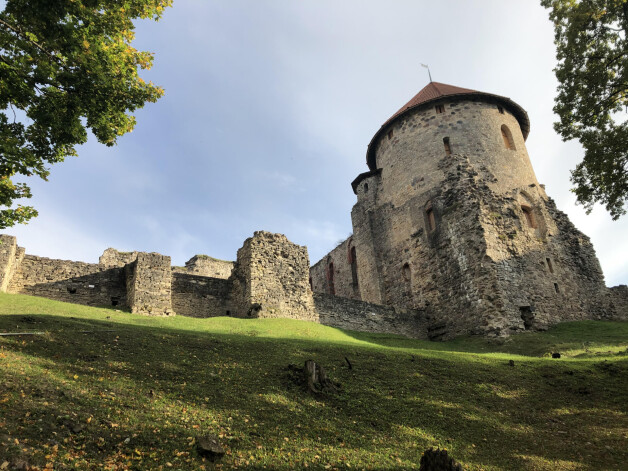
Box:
(1, 82), (626, 338)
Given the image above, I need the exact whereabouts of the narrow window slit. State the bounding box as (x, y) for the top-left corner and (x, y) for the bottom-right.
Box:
(443, 137), (452, 155)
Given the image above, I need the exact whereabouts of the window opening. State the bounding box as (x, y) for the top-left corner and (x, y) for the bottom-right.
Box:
(226, 310), (231, 316)
(498, 106), (504, 114)
(501, 124), (516, 150)
(554, 283), (560, 294)
(309, 276), (313, 290)
(387, 129), (394, 140)
(425, 202), (436, 232)
(67, 286), (77, 294)
(520, 306), (534, 330)
(435, 104), (445, 114)
(364, 183), (368, 192)
(327, 262), (335, 295)
(521, 205), (536, 228)
(350, 246), (358, 289)
(546, 258), (554, 274)
(402, 263), (411, 282)
(443, 137), (452, 155)
(111, 297), (119, 307)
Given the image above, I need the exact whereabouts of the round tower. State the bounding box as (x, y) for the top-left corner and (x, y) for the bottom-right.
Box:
(345, 82), (608, 338)
(353, 82), (538, 208)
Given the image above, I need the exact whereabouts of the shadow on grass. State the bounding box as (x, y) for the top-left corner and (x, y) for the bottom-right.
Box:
(1, 313), (627, 470)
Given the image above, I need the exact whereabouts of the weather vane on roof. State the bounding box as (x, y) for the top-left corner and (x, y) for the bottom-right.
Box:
(421, 63), (432, 82)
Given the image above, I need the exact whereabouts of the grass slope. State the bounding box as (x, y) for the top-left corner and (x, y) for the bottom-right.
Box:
(0, 293), (627, 470)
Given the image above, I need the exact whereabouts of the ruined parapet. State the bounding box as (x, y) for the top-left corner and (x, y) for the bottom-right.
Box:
(230, 231), (317, 321)
(126, 252), (174, 316)
(99, 248), (139, 268)
(173, 254), (234, 279)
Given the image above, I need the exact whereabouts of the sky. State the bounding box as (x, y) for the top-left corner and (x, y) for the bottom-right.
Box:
(4, 0), (628, 286)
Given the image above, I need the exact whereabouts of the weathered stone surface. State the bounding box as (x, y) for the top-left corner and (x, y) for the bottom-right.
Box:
(126, 253), (174, 316)
(173, 255), (234, 279)
(196, 435), (225, 461)
(171, 273), (231, 318)
(229, 231), (317, 321)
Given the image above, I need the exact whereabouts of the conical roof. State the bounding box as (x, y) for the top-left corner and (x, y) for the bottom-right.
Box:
(389, 82), (478, 122)
(365, 82), (530, 170)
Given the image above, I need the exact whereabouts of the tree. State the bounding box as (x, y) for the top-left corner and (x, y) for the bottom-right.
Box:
(0, 0), (171, 229)
(542, 0), (628, 219)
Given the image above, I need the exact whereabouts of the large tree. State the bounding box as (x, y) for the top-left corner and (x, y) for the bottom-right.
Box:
(542, 0), (628, 219)
(0, 0), (171, 229)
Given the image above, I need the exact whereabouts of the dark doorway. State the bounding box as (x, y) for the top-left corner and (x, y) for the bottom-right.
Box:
(520, 306), (534, 330)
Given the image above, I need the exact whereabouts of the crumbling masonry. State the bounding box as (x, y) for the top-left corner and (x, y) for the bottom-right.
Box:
(1, 82), (626, 338)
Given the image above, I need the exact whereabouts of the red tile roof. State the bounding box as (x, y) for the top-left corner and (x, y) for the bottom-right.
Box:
(365, 82), (530, 171)
(389, 82), (478, 122)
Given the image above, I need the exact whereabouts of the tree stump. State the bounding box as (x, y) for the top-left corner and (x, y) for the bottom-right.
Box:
(304, 360), (338, 394)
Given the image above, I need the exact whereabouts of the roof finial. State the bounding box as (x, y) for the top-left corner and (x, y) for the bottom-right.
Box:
(420, 63), (432, 82)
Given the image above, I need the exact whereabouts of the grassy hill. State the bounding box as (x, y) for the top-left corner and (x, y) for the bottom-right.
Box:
(0, 293), (626, 470)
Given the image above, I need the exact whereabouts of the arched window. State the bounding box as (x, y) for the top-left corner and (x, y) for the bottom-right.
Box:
(327, 261), (335, 295)
(443, 137), (452, 155)
(425, 201), (436, 232)
(501, 125), (516, 150)
(350, 246), (358, 289)
(521, 205), (536, 228)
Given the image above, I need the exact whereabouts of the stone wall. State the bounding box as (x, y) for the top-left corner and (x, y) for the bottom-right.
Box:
(230, 231), (317, 321)
(0, 234), (18, 292)
(172, 255), (234, 279)
(171, 273), (232, 317)
(126, 253), (174, 316)
(99, 248), (139, 268)
(7, 254), (127, 308)
(310, 237), (360, 300)
(608, 285), (628, 321)
(314, 293), (428, 339)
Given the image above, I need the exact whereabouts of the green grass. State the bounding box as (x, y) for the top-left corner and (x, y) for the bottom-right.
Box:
(0, 293), (627, 470)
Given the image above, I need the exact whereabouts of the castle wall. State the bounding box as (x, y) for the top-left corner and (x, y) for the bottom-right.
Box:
(7, 254), (127, 308)
(310, 237), (360, 300)
(172, 255), (234, 279)
(608, 285), (628, 320)
(484, 186), (609, 331)
(230, 231), (317, 321)
(314, 293), (428, 339)
(125, 253), (174, 316)
(0, 234), (19, 292)
(171, 273), (232, 317)
(99, 248), (139, 268)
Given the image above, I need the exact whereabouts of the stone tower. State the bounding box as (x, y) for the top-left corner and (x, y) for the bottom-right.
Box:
(311, 82), (610, 338)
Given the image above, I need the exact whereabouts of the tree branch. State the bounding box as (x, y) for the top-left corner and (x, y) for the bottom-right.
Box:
(0, 18), (65, 66)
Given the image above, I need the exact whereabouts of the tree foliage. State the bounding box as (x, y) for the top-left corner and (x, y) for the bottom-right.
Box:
(0, 0), (171, 229)
(542, 0), (628, 219)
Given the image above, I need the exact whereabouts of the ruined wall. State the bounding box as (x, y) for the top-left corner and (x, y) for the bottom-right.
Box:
(310, 237), (360, 300)
(172, 255), (234, 279)
(0, 234), (19, 292)
(230, 231), (317, 321)
(314, 293), (428, 339)
(481, 183), (609, 334)
(7, 254), (127, 308)
(608, 285), (628, 321)
(99, 248), (139, 268)
(126, 252), (174, 316)
(171, 273), (231, 317)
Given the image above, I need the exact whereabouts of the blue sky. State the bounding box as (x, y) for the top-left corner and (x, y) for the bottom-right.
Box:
(5, 0), (628, 286)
